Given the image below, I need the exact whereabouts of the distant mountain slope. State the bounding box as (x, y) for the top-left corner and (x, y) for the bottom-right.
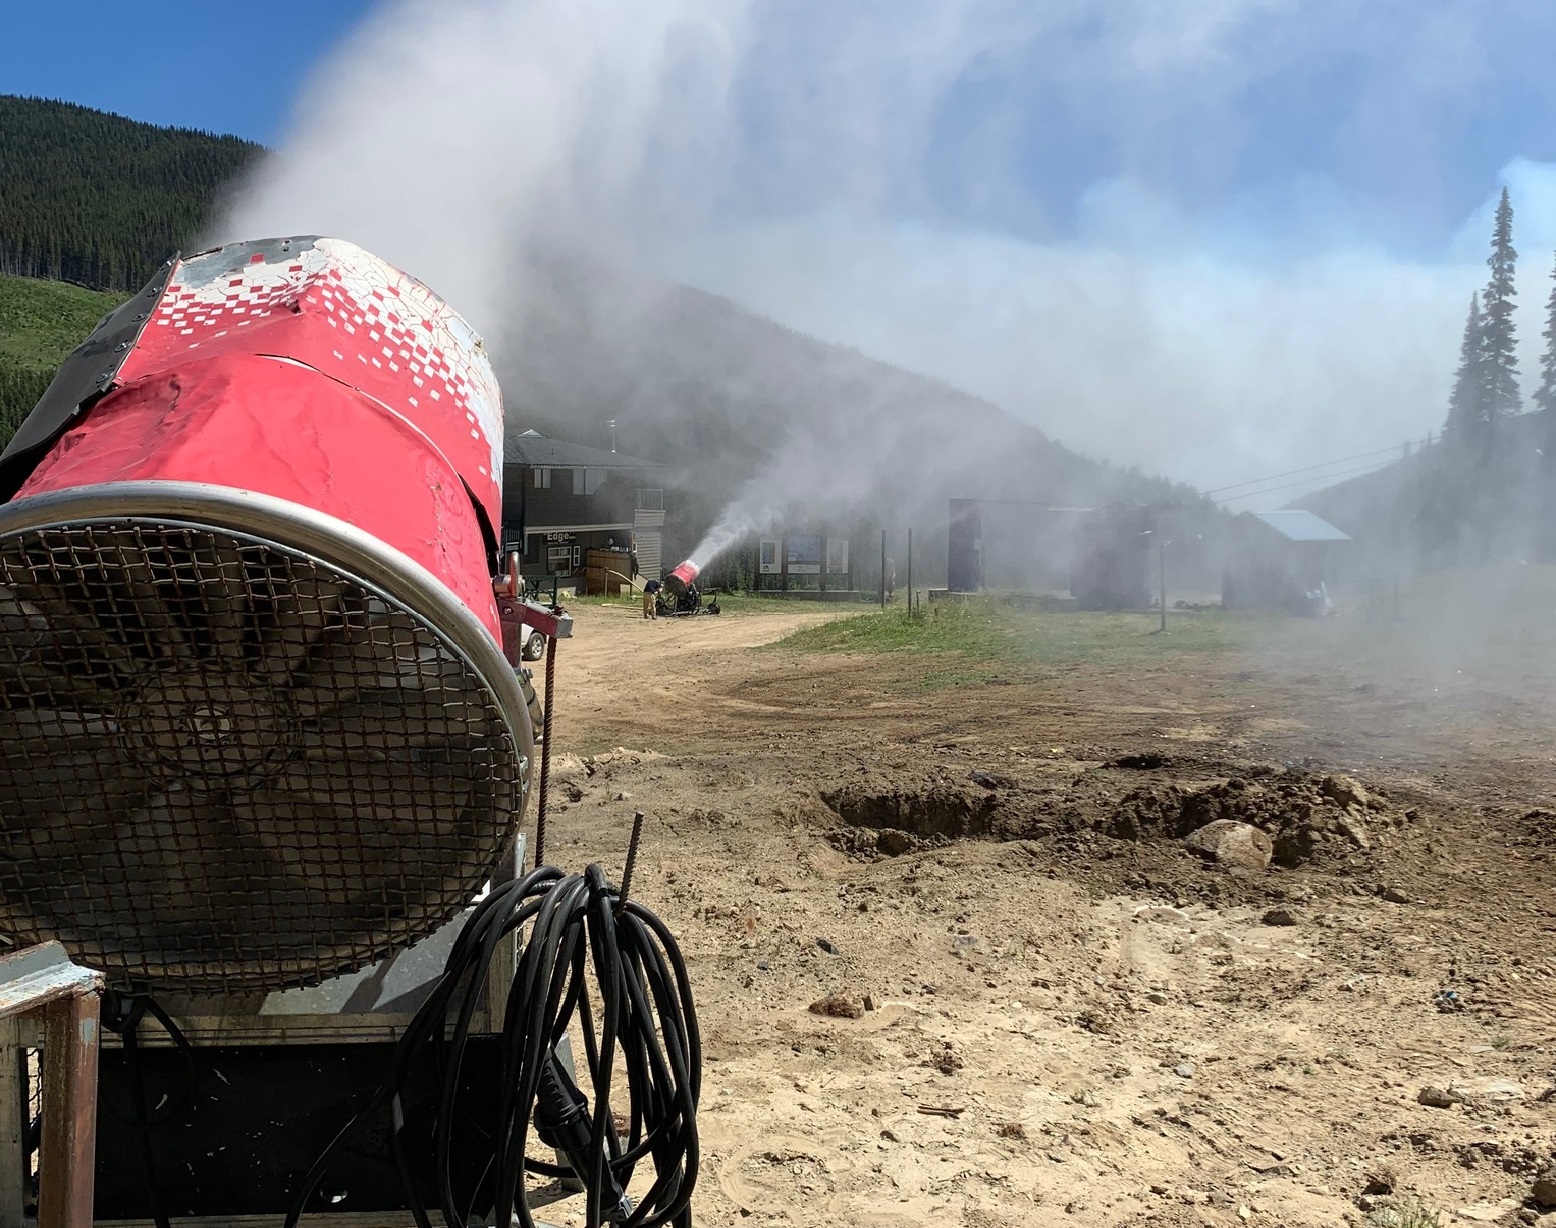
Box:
(0, 96), (260, 292)
(499, 259), (1201, 564)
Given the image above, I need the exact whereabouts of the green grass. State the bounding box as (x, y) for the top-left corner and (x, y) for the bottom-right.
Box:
(567, 590), (823, 617)
(0, 273), (125, 370)
(773, 596), (1257, 688)
(0, 274), (131, 445)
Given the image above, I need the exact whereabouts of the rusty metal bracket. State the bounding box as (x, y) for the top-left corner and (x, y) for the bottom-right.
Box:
(0, 941), (102, 1228)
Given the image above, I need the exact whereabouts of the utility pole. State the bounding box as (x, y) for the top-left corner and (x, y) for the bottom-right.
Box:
(907, 528), (913, 614)
(609, 419), (617, 452)
(1157, 534), (1168, 634)
(879, 530), (886, 610)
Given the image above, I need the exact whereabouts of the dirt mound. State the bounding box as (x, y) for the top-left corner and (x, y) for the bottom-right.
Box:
(1107, 772), (1386, 866)
(820, 765), (1394, 869)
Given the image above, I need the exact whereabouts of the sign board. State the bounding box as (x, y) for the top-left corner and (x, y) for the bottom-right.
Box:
(787, 535), (822, 575)
(759, 539), (781, 574)
(826, 537), (849, 575)
(546, 531), (576, 543)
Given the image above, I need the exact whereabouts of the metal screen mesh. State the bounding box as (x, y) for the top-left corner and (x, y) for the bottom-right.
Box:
(0, 519), (525, 993)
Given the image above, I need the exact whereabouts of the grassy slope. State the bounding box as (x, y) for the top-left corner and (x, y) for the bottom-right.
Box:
(0, 273), (127, 441)
(0, 272), (124, 369)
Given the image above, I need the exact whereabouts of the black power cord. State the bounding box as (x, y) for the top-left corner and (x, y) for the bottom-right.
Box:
(286, 855), (700, 1228)
(101, 991), (200, 1228)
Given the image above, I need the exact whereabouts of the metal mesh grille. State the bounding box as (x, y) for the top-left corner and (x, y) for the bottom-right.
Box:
(0, 519), (525, 993)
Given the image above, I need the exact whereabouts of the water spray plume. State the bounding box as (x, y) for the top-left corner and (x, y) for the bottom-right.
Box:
(211, 0), (1543, 549)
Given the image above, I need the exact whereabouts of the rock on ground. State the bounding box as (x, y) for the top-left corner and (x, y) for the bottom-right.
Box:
(1183, 820), (1273, 871)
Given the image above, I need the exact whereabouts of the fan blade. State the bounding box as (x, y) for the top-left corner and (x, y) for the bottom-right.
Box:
(190, 540), (254, 667)
(287, 610), (473, 723)
(228, 793), (405, 909)
(0, 577), (146, 679)
(139, 531), (254, 669)
(296, 692), (498, 752)
(0, 748), (147, 940)
(0, 707), (117, 753)
(268, 750), (488, 817)
(90, 793), (316, 958)
(253, 572), (344, 683)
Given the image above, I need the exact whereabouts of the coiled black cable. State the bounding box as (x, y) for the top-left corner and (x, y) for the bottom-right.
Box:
(101, 991), (200, 1228)
(285, 861), (700, 1228)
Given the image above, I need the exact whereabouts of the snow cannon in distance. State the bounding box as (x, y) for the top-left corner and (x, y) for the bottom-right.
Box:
(663, 560), (701, 599)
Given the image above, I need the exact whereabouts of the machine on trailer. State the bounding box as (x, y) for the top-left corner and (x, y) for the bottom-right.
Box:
(656, 560), (719, 617)
(0, 237), (698, 1227)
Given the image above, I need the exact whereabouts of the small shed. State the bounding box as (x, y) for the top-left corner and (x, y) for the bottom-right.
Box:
(1223, 510), (1350, 615)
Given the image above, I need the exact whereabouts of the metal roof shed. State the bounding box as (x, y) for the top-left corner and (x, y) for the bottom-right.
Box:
(1245, 510), (1351, 543)
(1223, 509), (1351, 614)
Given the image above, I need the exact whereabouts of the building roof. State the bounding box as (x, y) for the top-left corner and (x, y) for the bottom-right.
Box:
(1244, 510), (1351, 542)
(502, 429), (663, 471)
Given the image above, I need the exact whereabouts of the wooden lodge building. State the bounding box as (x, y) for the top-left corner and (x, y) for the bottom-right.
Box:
(501, 430), (667, 590)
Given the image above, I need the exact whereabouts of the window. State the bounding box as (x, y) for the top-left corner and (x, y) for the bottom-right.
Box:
(533, 467), (551, 489)
(572, 468), (584, 495)
(635, 488), (664, 511)
(585, 469), (604, 495)
(572, 546), (582, 567)
(547, 545), (572, 571)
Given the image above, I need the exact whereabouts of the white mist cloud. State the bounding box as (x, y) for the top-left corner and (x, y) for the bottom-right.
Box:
(219, 0), (1556, 505)
(680, 198), (1489, 494)
(217, 0), (751, 335)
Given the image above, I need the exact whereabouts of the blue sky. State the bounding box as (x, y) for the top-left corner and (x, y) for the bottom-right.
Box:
(2, 1), (375, 143)
(10, 0), (1556, 255)
(16, 0), (1556, 488)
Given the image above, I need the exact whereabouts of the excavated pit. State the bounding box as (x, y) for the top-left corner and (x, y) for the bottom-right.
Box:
(820, 763), (1399, 868)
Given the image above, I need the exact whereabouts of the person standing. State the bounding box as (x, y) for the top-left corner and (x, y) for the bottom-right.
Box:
(643, 577), (661, 620)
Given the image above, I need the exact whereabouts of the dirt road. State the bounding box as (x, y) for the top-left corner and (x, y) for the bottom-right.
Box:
(532, 602), (1556, 1228)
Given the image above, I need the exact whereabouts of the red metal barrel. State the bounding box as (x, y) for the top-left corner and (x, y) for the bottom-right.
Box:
(14, 236), (505, 640)
(664, 560), (700, 597)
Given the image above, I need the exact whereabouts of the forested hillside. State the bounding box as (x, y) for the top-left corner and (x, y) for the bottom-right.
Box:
(0, 274), (125, 441)
(0, 96), (260, 292)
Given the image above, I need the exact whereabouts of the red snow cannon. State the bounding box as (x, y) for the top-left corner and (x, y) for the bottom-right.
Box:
(663, 560), (700, 599)
(0, 236), (534, 992)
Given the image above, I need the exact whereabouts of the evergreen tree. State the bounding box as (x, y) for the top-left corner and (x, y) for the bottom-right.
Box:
(1535, 250), (1556, 415)
(0, 95), (260, 292)
(1479, 187), (1521, 428)
(1445, 292), (1484, 445)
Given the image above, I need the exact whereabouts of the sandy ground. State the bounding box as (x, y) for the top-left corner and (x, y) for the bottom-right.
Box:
(529, 601), (1556, 1228)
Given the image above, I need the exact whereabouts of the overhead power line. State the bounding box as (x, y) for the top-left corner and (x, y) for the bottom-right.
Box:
(1202, 440), (1424, 497)
(1214, 458), (1400, 505)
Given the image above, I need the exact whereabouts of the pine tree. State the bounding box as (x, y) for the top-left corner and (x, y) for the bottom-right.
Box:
(1445, 292), (1484, 445)
(1479, 187), (1521, 429)
(1535, 250), (1556, 415)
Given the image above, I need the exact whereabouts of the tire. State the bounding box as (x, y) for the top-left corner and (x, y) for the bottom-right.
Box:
(522, 630), (546, 661)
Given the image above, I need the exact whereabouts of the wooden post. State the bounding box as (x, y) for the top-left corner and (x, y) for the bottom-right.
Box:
(907, 528), (914, 615)
(0, 944), (102, 1228)
(39, 993), (98, 1228)
(879, 530), (886, 610)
